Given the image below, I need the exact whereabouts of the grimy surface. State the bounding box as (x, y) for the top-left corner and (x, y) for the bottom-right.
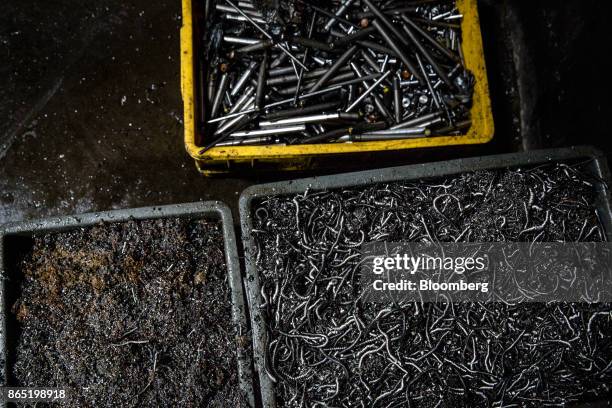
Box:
(1, 0), (612, 226)
(1, 1), (612, 407)
(12, 218), (246, 407)
(252, 162), (612, 407)
(0, 0), (250, 224)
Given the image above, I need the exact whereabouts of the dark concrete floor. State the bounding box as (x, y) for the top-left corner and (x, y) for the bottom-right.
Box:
(0, 0), (250, 225)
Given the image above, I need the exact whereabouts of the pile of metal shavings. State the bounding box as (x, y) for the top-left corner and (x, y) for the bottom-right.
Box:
(12, 218), (247, 408)
(252, 161), (612, 407)
(199, 0), (474, 152)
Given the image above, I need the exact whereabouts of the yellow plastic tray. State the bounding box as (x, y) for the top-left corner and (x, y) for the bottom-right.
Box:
(181, 0), (494, 175)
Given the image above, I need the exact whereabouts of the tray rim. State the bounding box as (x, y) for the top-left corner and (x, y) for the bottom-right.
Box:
(238, 146), (612, 407)
(0, 201), (256, 407)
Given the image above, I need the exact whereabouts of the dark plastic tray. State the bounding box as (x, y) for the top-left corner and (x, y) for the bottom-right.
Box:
(0, 201), (255, 407)
(238, 146), (612, 407)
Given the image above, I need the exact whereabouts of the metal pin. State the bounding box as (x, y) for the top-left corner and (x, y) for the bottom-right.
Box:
(269, 66), (295, 77)
(362, 51), (382, 74)
(357, 40), (398, 58)
(207, 71), (216, 105)
(215, 98), (255, 135)
(401, 21), (453, 87)
(211, 72), (230, 119)
(263, 102), (340, 121)
(293, 37), (335, 52)
(293, 11), (317, 106)
(309, 45), (359, 93)
(432, 119), (471, 134)
(267, 68), (331, 86)
(255, 52), (269, 109)
(211, 86), (255, 125)
(390, 111), (443, 130)
(209, 107), (259, 125)
(270, 52), (288, 69)
(393, 76), (402, 123)
(415, 53), (440, 109)
(346, 69), (392, 112)
(312, 56), (331, 66)
(295, 0), (359, 30)
(324, 0), (356, 31)
(380, 54), (390, 72)
(223, 36), (260, 45)
(350, 63), (393, 119)
(359, 127), (429, 136)
(400, 14), (460, 63)
(216, 4), (263, 18)
(216, 136), (273, 146)
(332, 27), (376, 47)
(236, 40), (274, 54)
(231, 61), (258, 97)
(200, 109), (254, 154)
(230, 125), (306, 138)
(224, 0), (309, 71)
(260, 112), (360, 128)
(280, 71), (355, 96)
(224, 14), (266, 24)
(370, 19), (423, 84)
(264, 84), (345, 109)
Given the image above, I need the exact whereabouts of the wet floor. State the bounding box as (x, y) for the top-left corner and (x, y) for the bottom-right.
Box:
(0, 0), (250, 225)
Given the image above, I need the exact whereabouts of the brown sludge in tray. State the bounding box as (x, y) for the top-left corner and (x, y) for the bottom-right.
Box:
(11, 218), (247, 408)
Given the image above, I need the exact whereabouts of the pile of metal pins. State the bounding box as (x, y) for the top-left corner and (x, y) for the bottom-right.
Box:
(251, 162), (612, 407)
(199, 0), (474, 153)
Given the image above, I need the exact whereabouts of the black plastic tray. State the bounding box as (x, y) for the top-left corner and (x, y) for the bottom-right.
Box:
(238, 146), (612, 407)
(0, 201), (255, 407)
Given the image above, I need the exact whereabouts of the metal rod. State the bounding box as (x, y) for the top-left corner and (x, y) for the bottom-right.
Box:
(415, 53), (440, 109)
(259, 112), (360, 128)
(324, 0), (356, 31)
(230, 125), (306, 138)
(370, 19), (423, 83)
(350, 62), (393, 119)
(225, 0), (309, 71)
(255, 51), (269, 109)
(401, 21), (453, 87)
(211, 72), (230, 119)
(223, 36), (259, 45)
(223, 14), (266, 24)
(295, 0), (360, 30)
(215, 98), (255, 135)
(309, 45), (359, 93)
(393, 75), (402, 123)
(346, 69), (392, 112)
(216, 136), (274, 146)
(212, 86), (255, 125)
(263, 101), (340, 121)
(332, 27), (376, 47)
(339, 128), (430, 141)
(401, 14), (459, 63)
(216, 4), (263, 18)
(390, 111), (442, 130)
(237, 40), (274, 53)
(231, 62), (258, 97)
(361, 127), (428, 136)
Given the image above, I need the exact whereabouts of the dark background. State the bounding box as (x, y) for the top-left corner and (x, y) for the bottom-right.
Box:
(1, 1), (612, 406)
(1, 0), (611, 228)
